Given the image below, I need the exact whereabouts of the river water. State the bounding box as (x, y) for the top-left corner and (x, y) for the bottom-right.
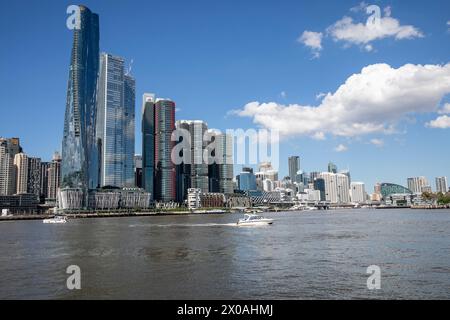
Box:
(0, 209), (449, 299)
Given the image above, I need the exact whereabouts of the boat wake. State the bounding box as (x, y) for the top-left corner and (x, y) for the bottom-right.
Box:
(129, 223), (239, 228)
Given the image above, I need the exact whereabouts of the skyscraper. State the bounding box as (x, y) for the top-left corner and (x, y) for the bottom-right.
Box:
(61, 5), (100, 194)
(288, 156), (300, 183)
(48, 152), (62, 200)
(214, 133), (234, 194)
(14, 153), (28, 194)
(142, 93), (155, 199)
(407, 176), (428, 193)
(238, 167), (257, 191)
(27, 157), (41, 196)
(96, 53), (135, 188)
(435, 177), (448, 193)
(0, 137), (21, 195)
(40, 161), (50, 199)
(154, 99), (176, 202)
(189, 121), (209, 193)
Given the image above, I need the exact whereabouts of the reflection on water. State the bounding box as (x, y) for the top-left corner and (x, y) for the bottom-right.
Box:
(0, 209), (450, 299)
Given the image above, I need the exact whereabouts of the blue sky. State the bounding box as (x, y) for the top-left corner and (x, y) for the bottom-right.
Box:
(0, 0), (449, 191)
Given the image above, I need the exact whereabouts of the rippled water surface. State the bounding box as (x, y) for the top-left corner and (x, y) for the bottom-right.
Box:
(1, 209), (450, 299)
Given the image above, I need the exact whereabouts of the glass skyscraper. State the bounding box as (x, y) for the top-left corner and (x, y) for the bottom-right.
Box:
(61, 5), (100, 193)
(96, 53), (135, 188)
(288, 156), (300, 183)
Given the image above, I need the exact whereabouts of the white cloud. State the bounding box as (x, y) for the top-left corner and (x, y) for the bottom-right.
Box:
(364, 44), (374, 52)
(426, 115), (450, 129)
(370, 138), (385, 147)
(327, 14), (423, 47)
(233, 63), (450, 139)
(316, 92), (326, 100)
(438, 103), (450, 114)
(334, 144), (348, 152)
(280, 91), (287, 99)
(298, 31), (323, 58)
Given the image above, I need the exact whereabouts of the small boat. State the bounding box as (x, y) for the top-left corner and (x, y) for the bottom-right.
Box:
(43, 215), (67, 224)
(237, 214), (274, 226)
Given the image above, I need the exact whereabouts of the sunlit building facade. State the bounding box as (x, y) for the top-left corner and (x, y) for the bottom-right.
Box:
(61, 5), (100, 193)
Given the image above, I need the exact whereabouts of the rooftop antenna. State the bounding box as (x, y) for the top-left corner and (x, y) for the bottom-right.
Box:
(126, 59), (134, 75)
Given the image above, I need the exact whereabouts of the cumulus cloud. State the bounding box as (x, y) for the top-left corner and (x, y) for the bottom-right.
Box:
(233, 63), (450, 139)
(327, 13), (423, 47)
(334, 144), (348, 152)
(298, 4), (423, 56)
(298, 31), (323, 58)
(426, 115), (450, 129)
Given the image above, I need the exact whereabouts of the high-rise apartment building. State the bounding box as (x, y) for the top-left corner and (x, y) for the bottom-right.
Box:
(48, 152), (62, 200)
(27, 157), (41, 196)
(40, 161), (51, 199)
(14, 153), (28, 194)
(96, 53), (135, 188)
(435, 176), (448, 193)
(0, 138), (22, 195)
(328, 162), (337, 174)
(319, 172), (350, 204)
(350, 182), (366, 203)
(407, 176), (428, 194)
(61, 5), (100, 193)
(154, 99), (176, 202)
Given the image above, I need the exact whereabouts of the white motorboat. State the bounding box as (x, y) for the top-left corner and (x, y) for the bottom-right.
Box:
(43, 215), (67, 224)
(237, 214), (273, 226)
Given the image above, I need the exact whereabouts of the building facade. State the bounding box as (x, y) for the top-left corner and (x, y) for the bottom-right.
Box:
(435, 176), (448, 193)
(96, 53), (135, 188)
(61, 5), (100, 193)
(14, 153), (28, 194)
(288, 156), (300, 183)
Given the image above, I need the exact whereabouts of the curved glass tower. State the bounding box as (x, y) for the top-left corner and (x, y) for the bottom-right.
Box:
(61, 5), (100, 193)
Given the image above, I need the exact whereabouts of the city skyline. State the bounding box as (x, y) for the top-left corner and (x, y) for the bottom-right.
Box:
(1, 0), (449, 190)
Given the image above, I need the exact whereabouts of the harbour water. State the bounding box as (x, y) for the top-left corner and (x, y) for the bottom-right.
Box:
(0, 209), (449, 299)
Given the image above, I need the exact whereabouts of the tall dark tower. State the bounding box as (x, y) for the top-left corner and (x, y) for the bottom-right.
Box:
(142, 94), (155, 200)
(61, 5), (100, 196)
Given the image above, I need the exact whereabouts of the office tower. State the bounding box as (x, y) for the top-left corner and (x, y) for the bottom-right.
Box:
(175, 121), (191, 202)
(436, 176), (448, 193)
(310, 172), (321, 182)
(48, 152), (62, 200)
(14, 153), (28, 194)
(313, 178), (326, 201)
(40, 161), (50, 199)
(142, 93), (156, 199)
(407, 176), (428, 193)
(328, 162), (337, 174)
(27, 157), (41, 196)
(96, 53), (135, 188)
(238, 167), (257, 191)
(134, 155), (143, 188)
(288, 156), (300, 183)
(154, 99), (176, 202)
(186, 121), (209, 193)
(213, 132), (234, 194)
(0, 138), (22, 195)
(61, 5), (100, 193)
(374, 183), (382, 195)
(350, 182), (366, 203)
(123, 74), (136, 187)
